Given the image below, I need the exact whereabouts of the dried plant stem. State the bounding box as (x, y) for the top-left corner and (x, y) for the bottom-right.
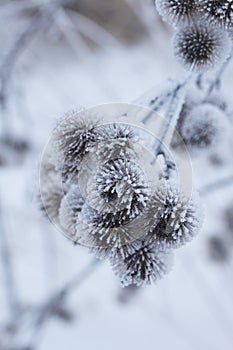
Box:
(136, 79), (181, 121)
(156, 74), (191, 149)
(134, 74), (192, 179)
(144, 75), (191, 176)
(207, 45), (233, 95)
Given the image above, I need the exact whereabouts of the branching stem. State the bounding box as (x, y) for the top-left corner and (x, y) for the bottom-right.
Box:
(207, 45), (233, 96)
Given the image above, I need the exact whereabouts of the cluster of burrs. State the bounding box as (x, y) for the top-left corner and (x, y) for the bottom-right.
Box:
(40, 109), (201, 287)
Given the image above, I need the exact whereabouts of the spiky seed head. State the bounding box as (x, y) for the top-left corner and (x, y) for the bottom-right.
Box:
(53, 114), (137, 183)
(180, 103), (227, 152)
(145, 183), (201, 249)
(173, 23), (231, 72)
(95, 123), (136, 144)
(75, 158), (150, 255)
(156, 0), (198, 25)
(110, 239), (173, 287)
(199, 0), (233, 29)
(78, 211), (149, 259)
(94, 123), (138, 162)
(87, 158), (148, 220)
(52, 110), (100, 182)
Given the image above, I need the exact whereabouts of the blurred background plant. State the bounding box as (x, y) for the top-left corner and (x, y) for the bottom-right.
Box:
(1, 1), (233, 349)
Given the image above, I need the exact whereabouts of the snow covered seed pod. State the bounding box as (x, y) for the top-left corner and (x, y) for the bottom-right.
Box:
(42, 110), (139, 235)
(93, 123), (138, 161)
(199, 0), (233, 29)
(86, 158), (148, 224)
(75, 157), (150, 256)
(145, 183), (201, 249)
(53, 111), (137, 183)
(173, 23), (231, 72)
(53, 110), (100, 183)
(180, 103), (226, 152)
(155, 0), (198, 26)
(110, 239), (173, 287)
(40, 104), (202, 287)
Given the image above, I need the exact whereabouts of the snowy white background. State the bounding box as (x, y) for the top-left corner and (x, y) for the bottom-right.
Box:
(0, 1), (233, 349)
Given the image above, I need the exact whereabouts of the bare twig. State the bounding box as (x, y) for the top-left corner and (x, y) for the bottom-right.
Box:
(135, 76), (191, 179)
(135, 79), (180, 119)
(207, 45), (233, 96)
(157, 74), (191, 147)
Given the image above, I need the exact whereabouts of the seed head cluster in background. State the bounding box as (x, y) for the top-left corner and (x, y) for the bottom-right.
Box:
(171, 86), (231, 155)
(155, 0), (233, 71)
(40, 108), (201, 287)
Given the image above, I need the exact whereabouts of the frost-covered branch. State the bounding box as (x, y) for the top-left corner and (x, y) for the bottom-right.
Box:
(137, 75), (191, 178)
(135, 78), (186, 120)
(207, 45), (233, 95)
(156, 74), (191, 149)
